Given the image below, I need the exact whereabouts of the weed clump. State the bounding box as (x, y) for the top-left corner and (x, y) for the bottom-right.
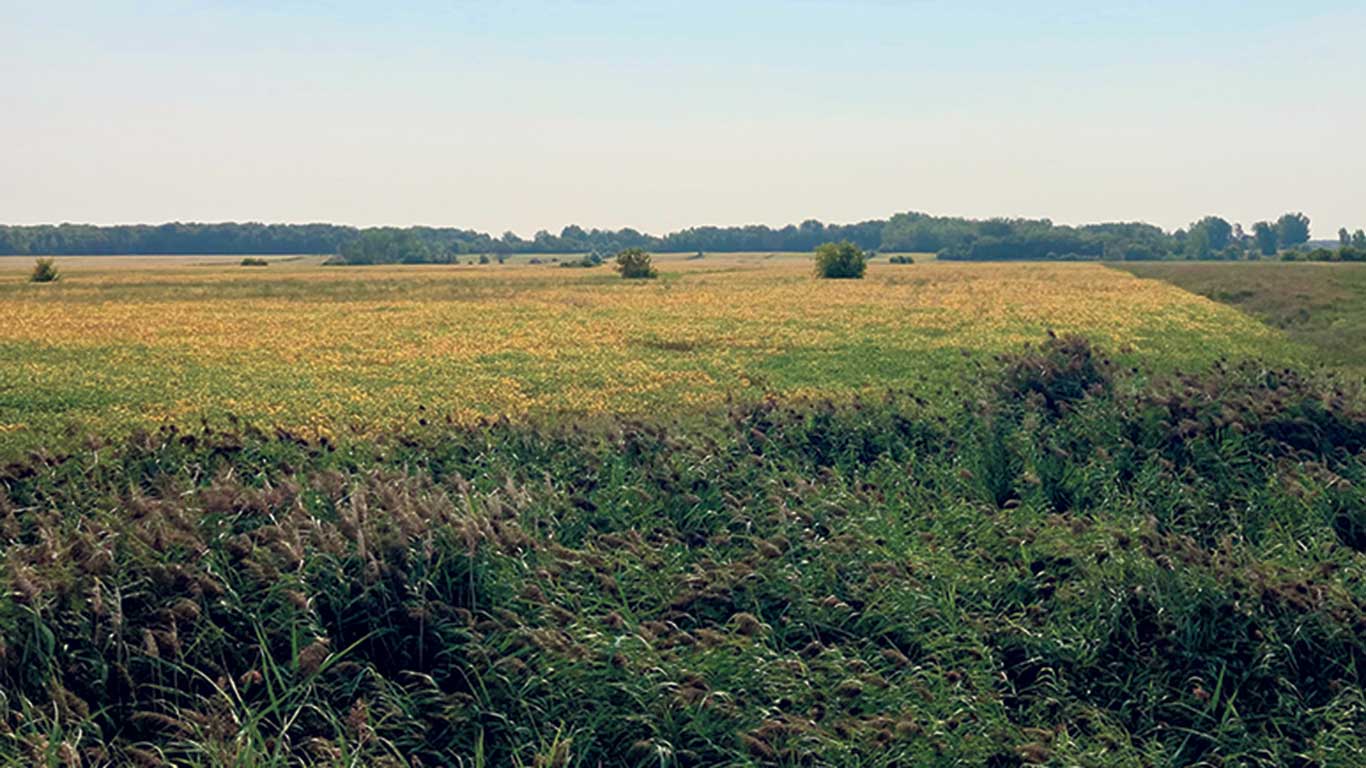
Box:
(29, 258), (59, 283)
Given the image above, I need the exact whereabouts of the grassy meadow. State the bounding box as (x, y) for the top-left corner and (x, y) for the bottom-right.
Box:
(1, 254), (1364, 767)
(1119, 262), (1366, 372)
(0, 255), (1297, 457)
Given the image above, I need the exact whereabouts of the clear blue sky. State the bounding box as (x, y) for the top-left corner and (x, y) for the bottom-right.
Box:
(3, 1), (1363, 236)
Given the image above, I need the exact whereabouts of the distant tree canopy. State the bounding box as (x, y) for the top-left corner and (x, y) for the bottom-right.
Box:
(1252, 222), (1279, 256)
(1276, 213), (1311, 249)
(0, 210), (1353, 263)
(0, 223), (355, 256)
(332, 228), (438, 265)
(901, 216), (1175, 262)
(1185, 216), (1233, 259)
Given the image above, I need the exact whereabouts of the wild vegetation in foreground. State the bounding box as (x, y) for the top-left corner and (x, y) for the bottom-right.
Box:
(0, 260), (1296, 458)
(1, 337), (1363, 767)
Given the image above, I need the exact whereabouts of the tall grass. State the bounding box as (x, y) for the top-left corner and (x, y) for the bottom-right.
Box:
(0, 337), (1363, 766)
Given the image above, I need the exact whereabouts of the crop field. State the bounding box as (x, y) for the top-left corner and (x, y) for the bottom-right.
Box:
(0, 255), (1296, 456)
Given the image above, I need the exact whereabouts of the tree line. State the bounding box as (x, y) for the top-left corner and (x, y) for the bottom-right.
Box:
(0, 222), (354, 256)
(2, 212), (1361, 263)
(0, 219), (887, 259)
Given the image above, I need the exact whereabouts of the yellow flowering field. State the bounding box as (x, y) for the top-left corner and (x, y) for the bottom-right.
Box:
(0, 255), (1296, 454)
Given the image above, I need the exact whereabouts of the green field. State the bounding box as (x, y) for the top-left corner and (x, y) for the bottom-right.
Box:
(1, 257), (1363, 767)
(1119, 262), (1366, 372)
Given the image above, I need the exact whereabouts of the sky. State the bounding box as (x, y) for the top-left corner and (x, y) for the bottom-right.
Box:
(3, 1), (1364, 237)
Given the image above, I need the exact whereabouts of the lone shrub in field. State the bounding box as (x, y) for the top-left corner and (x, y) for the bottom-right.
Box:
(240, 257), (269, 267)
(814, 241), (867, 279)
(889, 254), (915, 264)
(615, 247), (657, 279)
(29, 258), (59, 283)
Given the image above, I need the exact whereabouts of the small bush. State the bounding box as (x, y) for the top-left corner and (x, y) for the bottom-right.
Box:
(813, 241), (867, 279)
(888, 255), (915, 265)
(615, 248), (657, 279)
(561, 252), (604, 269)
(29, 258), (59, 283)
(478, 254), (491, 264)
(239, 257), (269, 267)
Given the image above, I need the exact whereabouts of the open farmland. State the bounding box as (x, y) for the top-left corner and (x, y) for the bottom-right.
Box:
(2, 254), (1365, 767)
(0, 256), (1297, 456)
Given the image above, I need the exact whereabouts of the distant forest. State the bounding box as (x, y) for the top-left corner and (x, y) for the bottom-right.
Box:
(2, 212), (1363, 263)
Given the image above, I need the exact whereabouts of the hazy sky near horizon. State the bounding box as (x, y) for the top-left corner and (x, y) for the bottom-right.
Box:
(3, 1), (1364, 237)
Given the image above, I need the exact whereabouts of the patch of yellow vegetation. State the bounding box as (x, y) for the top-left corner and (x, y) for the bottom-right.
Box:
(0, 260), (1291, 448)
